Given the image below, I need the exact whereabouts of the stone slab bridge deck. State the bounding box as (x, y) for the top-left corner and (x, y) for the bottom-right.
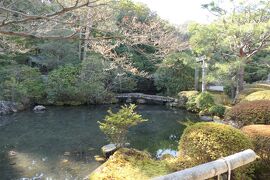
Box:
(115, 93), (176, 104)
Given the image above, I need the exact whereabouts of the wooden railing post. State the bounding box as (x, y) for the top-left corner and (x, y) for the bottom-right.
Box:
(152, 149), (257, 180)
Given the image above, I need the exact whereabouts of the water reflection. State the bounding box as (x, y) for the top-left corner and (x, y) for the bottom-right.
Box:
(0, 105), (199, 179)
(156, 149), (178, 159)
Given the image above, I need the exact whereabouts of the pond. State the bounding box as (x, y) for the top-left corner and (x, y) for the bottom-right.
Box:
(0, 105), (199, 179)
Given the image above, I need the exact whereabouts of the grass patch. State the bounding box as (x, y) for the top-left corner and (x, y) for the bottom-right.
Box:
(243, 90), (270, 101)
(90, 148), (172, 180)
(235, 83), (270, 103)
(208, 91), (232, 105)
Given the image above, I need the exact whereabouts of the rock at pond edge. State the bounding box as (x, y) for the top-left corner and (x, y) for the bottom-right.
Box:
(101, 144), (118, 158)
(33, 105), (46, 111)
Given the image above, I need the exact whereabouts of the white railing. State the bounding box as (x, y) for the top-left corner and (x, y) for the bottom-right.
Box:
(152, 149), (257, 180)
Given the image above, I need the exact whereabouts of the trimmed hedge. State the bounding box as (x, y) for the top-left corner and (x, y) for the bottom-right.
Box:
(243, 90), (270, 101)
(179, 122), (254, 179)
(235, 83), (270, 103)
(186, 93), (200, 112)
(209, 104), (226, 117)
(242, 125), (270, 179)
(196, 92), (215, 111)
(225, 100), (270, 127)
(185, 92), (215, 113)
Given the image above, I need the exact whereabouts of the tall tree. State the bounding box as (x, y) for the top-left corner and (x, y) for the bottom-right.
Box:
(190, 0), (270, 94)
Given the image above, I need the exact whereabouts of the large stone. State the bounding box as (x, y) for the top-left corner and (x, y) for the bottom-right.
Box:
(101, 144), (118, 158)
(126, 97), (133, 103)
(33, 105), (46, 111)
(136, 98), (146, 104)
(0, 101), (20, 115)
(199, 116), (213, 121)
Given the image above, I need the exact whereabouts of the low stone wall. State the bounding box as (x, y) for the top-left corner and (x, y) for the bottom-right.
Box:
(116, 93), (176, 104)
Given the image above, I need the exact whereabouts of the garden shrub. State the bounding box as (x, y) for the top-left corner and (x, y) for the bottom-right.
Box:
(242, 125), (270, 179)
(47, 58), (114, 105)
(99, 104), (147, 147)
(225, 100), (270, 126)
(179, 122), (254, 180)
(209, 105), (226, 117)
(0, 65), (45, 104)
(208, 92), (231, 105)
(178, 91), (198, 102)
(234, 83), (270, 103)
(154, 53), (194, 96)
(243, 90), (270, 101)
(186, 94), (199, 112)
(47, 64), (82, 104)
(90, 148), (171, 180)
(245, 83), (270, 90)
(177, 91), (198, 108)
(195, 92), (215, 111)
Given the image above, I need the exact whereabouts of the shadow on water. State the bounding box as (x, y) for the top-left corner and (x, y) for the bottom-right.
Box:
(0, 105), (199, 179)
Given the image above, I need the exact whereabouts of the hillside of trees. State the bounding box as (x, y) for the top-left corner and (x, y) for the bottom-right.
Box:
(0, 0), (269, 106)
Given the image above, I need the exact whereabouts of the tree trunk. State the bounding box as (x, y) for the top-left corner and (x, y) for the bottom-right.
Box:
(201, 59), (207, 92)
(79, 8), (92, 61)
(236, 57), (245, 95)
(194, 66), (199, 91)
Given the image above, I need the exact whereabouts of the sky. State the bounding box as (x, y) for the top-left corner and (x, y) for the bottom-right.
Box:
(133, 0), (216, 25)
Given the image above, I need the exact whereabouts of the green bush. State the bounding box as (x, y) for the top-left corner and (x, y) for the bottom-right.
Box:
(242, 125), (270, 179)
(47, 56), (114, 105)
(99, 104), (147, 147)
(90, 148), (171, 180)
(243, 90), (270, 101)
(47, 64), (82, 104)
(0, 65), (45, 104)
(234, 84), (270, 103)
(225, 100), (270, 126)
(154, 53), (194, 96)
(177, 91), (199, 108)
(179, 122), (254, 179)
(209, 105), (226, 117)
(186, 94), (200, 112)
(196, 92), (215, 111)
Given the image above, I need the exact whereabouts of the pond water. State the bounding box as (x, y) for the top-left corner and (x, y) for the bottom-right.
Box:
(0, 105), (199, 179)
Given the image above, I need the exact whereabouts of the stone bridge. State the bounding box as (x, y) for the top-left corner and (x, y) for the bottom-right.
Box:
(115, 93), (176, 104)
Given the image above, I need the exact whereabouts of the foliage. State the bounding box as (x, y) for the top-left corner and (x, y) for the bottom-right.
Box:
(245, 50), (270, 83)
(184, 92), (200, 112)
(242, 125), (270, 179)
(99, 104), (147, 147)
(243, 90), (270, 102)
(37, 40), (80, 69)
(234, 83), (270, 103)
(0, 65), (45, 104)
(195, 92), (215, 111)
(225, 100), (270, 127)
(90, 148), (171, 180)
(46, 53), (115, 105)
(245, 64), (269, 83)
(177, 91), (198, 99)
(179, 122), (254, 180)
(79, 54), (110, 104)
(209, 105), (226, 117)
(107, 68), (137, 93)
(189, 0), (270, 92)
(46, 64), (81, 105)
(154, 53), (195, 96)
(114, 44), (159, 73)
(208, 91), (231, 105)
